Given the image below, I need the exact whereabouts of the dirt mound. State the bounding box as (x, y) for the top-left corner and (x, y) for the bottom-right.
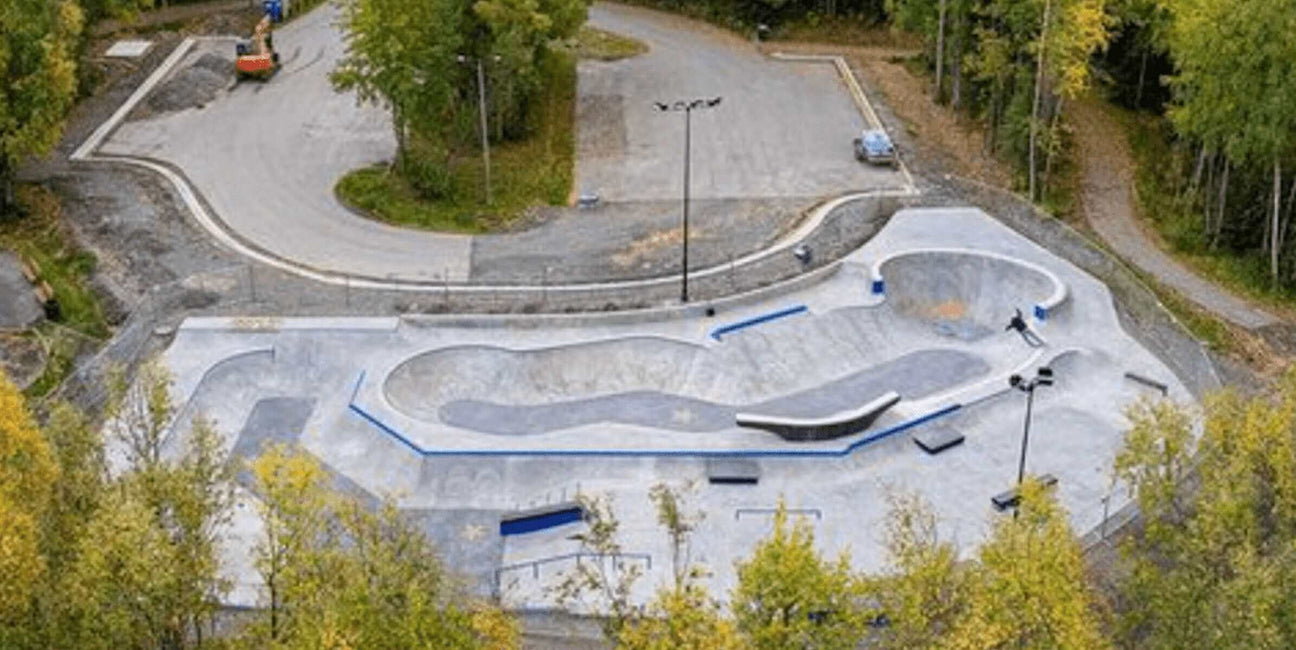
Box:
(146, 53), (233, 114)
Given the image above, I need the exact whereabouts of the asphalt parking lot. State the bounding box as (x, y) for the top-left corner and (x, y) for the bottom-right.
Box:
(577, 3), (908, 202)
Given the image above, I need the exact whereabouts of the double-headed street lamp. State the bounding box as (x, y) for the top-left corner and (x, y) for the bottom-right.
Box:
(1008, 366), (1054, 517)
(654, 97), (722, 303)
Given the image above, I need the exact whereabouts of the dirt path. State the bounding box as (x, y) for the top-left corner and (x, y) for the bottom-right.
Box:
(1070, 96), (1278, 330)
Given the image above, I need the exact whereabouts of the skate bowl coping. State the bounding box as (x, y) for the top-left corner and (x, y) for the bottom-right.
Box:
(869, 248), (1068, 324)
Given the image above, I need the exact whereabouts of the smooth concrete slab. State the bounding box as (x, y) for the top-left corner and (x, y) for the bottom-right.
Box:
(105, 39), (153, 58)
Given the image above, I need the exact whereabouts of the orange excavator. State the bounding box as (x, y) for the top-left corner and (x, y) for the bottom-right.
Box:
(235, 15), (280, 80)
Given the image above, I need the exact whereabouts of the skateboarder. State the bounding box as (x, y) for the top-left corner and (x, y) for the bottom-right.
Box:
(1006, 308), (1044, 347)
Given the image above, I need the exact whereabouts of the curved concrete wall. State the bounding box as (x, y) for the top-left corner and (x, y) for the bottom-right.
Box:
(874, 249), (1068, 330)
(385, 337), (706, 420)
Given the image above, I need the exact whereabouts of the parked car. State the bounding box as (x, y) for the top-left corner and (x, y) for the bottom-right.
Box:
(853, 129), (897, 167)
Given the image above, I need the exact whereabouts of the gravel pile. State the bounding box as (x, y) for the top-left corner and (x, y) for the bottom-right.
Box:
(146, 52), (234, 113)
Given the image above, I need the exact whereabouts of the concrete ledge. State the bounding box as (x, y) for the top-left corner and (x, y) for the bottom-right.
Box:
(180, 316), (400, 332)
(736, 391), (901, 441)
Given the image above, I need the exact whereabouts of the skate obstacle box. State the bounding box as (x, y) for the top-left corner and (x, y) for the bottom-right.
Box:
(706, 458), (761, 485)
(913, 425), (965, 455)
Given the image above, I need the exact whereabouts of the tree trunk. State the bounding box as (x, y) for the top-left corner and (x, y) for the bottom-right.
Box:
(1135, 47), (1149, 110)
(1212, 158), (1229, 250)
(1043, 95), (1065, 193)
(1279, 167), (1296, 256)
(935, 0), (947, 103)
(1189, 146), (1209, 196)
(951, 10), (964, 109)
(1272, 158), (1282, 284)
(1029, 0), (1052, 203)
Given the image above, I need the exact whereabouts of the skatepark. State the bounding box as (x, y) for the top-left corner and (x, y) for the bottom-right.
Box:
(159, 207), (1188, 608)
(66, 0), (1210, 616)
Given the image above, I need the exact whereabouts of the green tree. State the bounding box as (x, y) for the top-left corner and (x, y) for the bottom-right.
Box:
(1115, 373), (1296, 648)
(332, 0), (466, 197)
(246, 445), (515, 649)
(866, 492), (972, 649)
(949, 479), (1109, 649)
(614, 483), (740, 650)
(1165, 0), (1296, 284)
(0, 0), (82, 209)
(731, 501), (871, 650)
(0, 375), (57, 641)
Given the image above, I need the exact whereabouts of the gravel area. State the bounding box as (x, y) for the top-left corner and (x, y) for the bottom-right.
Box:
(145, 52), (234, 114)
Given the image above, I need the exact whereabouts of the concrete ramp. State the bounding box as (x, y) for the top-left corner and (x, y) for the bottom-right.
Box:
(736, 391), (901, 441)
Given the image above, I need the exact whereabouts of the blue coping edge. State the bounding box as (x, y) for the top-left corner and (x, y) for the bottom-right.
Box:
(500, 506), (584, 536)
(1033, 304), (1047, 321)
(709, 305), (808, 341)
(346, 371), (962, 458)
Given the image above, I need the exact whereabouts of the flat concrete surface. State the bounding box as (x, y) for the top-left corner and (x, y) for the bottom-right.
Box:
(99, 2), (908, 285)
(156, 207), (1197, 612)
(0, 252), (42, 330)
(576, 4), (907, 201)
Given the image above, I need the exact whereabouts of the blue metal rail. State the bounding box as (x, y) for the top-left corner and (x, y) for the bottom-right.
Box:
(709, 305), (808, 341)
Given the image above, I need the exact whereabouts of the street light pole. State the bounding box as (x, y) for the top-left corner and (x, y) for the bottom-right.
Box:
(682, 105), (691, 303)
(1008, 366), (1053, 518)
(654, 97), (721, 304)
(1016, 382), (1035, 487)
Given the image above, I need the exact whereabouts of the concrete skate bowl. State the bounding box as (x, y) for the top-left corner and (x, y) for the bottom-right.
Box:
(873, 249), (1068, 341)
(382, 335), (991, 437)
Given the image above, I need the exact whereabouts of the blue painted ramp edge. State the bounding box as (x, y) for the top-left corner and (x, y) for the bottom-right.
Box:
(346, 371), (962, 458)
(500, 506), (584, 536)
(710, 305), (808, 341)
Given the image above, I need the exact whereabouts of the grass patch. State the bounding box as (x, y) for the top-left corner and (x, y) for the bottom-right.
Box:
(1126, 112), (1296, 316)
(1, 186), (109, 339)
(335, 51), (576, 232)
(567, 26), (649, 61)
(776, 15), (920, 49)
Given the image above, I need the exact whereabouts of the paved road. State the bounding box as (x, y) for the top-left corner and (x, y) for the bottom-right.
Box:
(105, 4), (473, 282)
(577, 3), (906, 201)
(1071, 97), (1278, 330)
(101, 3), (906, 285)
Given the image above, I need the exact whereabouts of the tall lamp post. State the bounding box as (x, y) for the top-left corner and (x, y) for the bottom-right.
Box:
(1008, 366), (1053, 517)
(458, 54), (500, 205)
(654, 97), (722, 303)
